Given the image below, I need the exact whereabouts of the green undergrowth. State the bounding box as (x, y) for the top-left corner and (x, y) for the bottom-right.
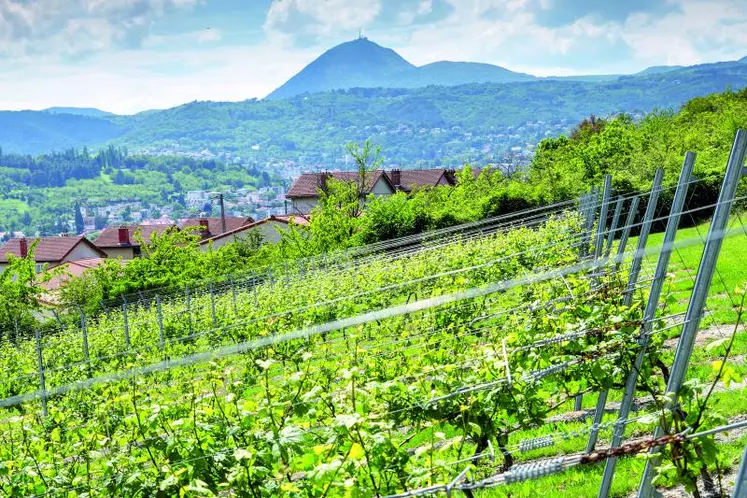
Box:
(0, 210), (744, 496)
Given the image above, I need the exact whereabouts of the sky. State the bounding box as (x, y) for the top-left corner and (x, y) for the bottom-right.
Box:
(0, 0), (745, 114)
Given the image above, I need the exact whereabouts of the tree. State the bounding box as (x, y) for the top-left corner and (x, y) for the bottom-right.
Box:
(0, 241), (47, 336)
(74, 201), (85, 234)
(346, 140), (383, 203)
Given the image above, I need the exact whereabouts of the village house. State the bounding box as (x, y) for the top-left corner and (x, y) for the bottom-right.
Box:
(95, 224), (177, 260)
(199, 215), (309, 251)
(0, 236), (107, 273)
(180, 216), (255, 240)
(285, 169), (457, 215)
(39, 258), (125, 306)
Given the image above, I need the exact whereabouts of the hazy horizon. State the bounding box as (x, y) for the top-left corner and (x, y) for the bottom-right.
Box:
(1, 0), (745, 114)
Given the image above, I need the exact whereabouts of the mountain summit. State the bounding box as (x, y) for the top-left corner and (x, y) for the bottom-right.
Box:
(266, 38), (535, 100)
(267, 38), (415, 100)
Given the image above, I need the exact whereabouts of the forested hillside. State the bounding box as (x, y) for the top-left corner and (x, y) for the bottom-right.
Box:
(2, 60), (747, 166)
(0, 147), (279, 236)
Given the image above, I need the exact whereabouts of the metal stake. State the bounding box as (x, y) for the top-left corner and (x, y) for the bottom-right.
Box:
(594, 175), (613, 260)
(587, 173), (663, 455)
(79, 306), (90, 369)
(35, 328), (47, 417)
(638, 131), (747, 498)
(604, 196), (624, 258)
(614, 196), (641, 271)
(732, 442), (747, 498)
(122, 301), (130, 350)
(209, 282), (217, 327)
(597, 156), (694, 497)
(624, 169), (664, 303)
(186, 286), (192, 333)
(230, 275), (238, 313)
(156, 295), (165, 351)
(577, 177), (612, 411)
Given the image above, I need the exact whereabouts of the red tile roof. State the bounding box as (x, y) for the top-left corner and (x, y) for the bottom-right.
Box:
(386, 169), (453, 192)
(180, 217), (255, 237)
(0, 236), (106, 263)
(271, 215), (310, 226)
(286, 171), (393, 198)
(199, 215), (308, 245)
(42, 258), (122, 291)
(95, 224), (176, 248)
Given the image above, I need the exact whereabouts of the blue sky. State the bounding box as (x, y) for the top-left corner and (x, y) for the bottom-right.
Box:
(0, 0), (745, 114)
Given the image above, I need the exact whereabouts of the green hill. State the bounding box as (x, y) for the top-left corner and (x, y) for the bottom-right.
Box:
(2, 57), (747, 163)
(266, 38), (416, 100)
(0, 111), (125, 155)
(266, 38), (537, 99)
(44, 107), (116, 117)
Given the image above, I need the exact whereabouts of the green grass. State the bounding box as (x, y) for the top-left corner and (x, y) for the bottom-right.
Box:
(633, 216), (747, 326)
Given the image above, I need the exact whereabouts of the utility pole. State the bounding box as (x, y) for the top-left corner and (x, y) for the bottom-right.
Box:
(210, 192), (227, 233)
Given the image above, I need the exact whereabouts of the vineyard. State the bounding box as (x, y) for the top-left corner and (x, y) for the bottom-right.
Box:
(1, 133), (747, 497)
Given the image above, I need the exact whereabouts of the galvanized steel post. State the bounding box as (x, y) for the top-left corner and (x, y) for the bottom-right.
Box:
(230, 275), (238, 313)
(35, 328), (47, 417)
(597, 155), (694, 498)
(733, 442), (747, 498)
(209, 282), (217, 327)
(79, 306), (90, 369)
(587, 172), (663, 455)
(122, 301), (130, 350)
(576, 177), (612, 412)
(624, 169), (664, 303)
(637, 130), (747, 498)
(614, 196), (641, 271)
(604, 196), (624, 258)
(594, 175), (613, 260)
(156, 295), (165, 351)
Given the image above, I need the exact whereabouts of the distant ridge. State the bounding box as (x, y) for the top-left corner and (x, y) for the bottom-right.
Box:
(266, 38), (537, 99)
(636, 65), (685, 76)
(44, 107), (115, 117)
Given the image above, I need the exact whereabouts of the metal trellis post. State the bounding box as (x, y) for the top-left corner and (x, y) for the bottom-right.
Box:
(35, 328), (47, 417)
(637, 130), (747, 498)
(122, 301), (130, 350)
(186, 286), (192, 333)
(624, 169), (664, 303)
(594, 175), (613, 260)
(614, 196), (641, 271)
(230, 275), (238, 313)
(587, 171), (663, 455)
(597, 155), (694, 497)
(156, 295), (165, 351)
(733, 442), (747, 498)
(209, 282), (217, 327)
(79, 306), (90, 369)
(576, 177), (612, 411)
(604, 196), (624, 258)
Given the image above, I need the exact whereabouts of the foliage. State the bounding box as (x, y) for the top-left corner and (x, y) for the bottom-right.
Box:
(0, 241), (46, 336)
(0, 214), (655, 497)
(0, 146), (284, 235)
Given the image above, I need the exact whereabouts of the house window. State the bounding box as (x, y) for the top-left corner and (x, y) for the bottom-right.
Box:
(35, 263), (45, 273)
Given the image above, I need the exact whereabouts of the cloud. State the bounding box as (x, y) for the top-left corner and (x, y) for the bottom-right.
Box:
(263, 0), (452, 45)
(0, 0), (203, 57)
(389, 0), (746, 75)
(528, 0), (680, 27)
(197, 28), (221, 43)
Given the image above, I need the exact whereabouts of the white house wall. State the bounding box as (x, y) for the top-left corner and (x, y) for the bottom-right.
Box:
(63, 244), (103, 264)
(291, 198), (319, 215)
